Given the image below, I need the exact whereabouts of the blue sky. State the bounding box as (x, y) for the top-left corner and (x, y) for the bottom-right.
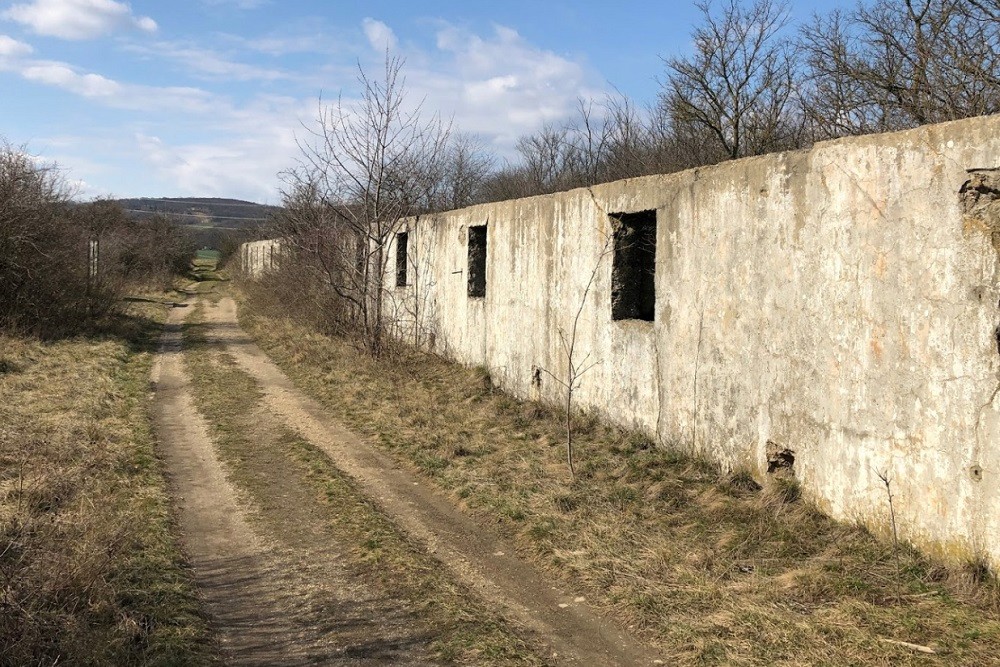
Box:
(0, 0), (850, 203)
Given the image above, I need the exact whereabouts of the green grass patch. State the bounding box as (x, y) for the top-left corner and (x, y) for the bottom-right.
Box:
(194, 249), (221, 262)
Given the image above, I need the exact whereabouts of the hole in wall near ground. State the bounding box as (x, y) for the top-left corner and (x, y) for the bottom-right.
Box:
(970, 464), (983, 482)
(960, 168), (1000, 220)
(766, 442), (795, 474)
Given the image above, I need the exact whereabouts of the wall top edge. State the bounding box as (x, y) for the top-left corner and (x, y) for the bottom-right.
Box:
(401, 112), (1000, 224)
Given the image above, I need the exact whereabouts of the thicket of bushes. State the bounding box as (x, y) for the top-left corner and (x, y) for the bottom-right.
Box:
(0, 142), (195, 337)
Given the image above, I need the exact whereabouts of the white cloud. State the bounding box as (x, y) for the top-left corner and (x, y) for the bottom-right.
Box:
(120, 83), (217, 112)
(21, 62), (121, 96)
(135, 124), (298, 202)
(216, 18), (357, 58)
(226, 20), (597, 146)
(0, 34), (33, 57)
(406, 23), (603, 149)
(2, 55), (217, 112)
(244, 36), (318, 56)
(0, 46), (291, 200)
(362, 18), (396, 53)
(125, 41), (289, 82)
(121, 93), (311, 201)
(3, 0), (157, 40)
(1, 18), (606, 201)
(201, 0), (268, 9)
(283, 20), (603, 178)
(464, 74), (518, 100)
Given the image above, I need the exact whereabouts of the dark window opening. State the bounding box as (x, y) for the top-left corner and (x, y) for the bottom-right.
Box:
(355, 231), (366, 278)
(467, 225), (487, 298)
(611, 210), (656, 322)
(395, 232), (409, 287)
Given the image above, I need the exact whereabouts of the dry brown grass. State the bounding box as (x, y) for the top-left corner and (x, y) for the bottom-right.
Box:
(182, 303), (544, 665)
(239, 291), (1000, 666)
(0, 305), (213, 666)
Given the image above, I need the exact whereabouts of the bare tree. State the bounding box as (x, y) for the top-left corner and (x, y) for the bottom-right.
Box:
(563, 94), (656, 185)
(515, 123), (580, 194)
(479, 162), (536, 203)
(661, 0), (803, 160)
(564, 98), (612, 186)
(283, 55), (451, 356)
(598, 92), (659, 181)
(439, 132), (495, 210)
(270, 179), (365, 337)
(480, 93), (661, 203)
(800, 0), (1000, 138)
(434, 0), (1000, 210)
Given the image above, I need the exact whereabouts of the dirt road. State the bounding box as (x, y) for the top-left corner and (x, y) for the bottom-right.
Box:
(152, 302), (436, 665)
(152, 295), (662, 666)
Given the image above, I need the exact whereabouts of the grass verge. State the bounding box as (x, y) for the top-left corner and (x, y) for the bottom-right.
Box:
(0, 303), (214, 666)
(182, 302), (543, 665)
(238, 290), (1000, 666)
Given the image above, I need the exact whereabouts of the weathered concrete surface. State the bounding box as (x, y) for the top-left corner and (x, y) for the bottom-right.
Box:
(240, 239), (281, 278)
(383, 115), (1000, 568)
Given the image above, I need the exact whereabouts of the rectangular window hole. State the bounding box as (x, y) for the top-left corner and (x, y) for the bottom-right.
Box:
(611, 210), (656, 322)
(355, 231), (367, 278)
(395, 231), (408, 287)
(468, 225), (487, 298)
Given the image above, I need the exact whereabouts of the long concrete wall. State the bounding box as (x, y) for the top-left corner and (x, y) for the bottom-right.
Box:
(383, 115), (1000, 567)
(240, 238), (282, 277)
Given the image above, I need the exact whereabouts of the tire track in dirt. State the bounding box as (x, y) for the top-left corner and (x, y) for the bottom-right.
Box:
(151, 301), (436, 665)
(204, 297), (665, 667)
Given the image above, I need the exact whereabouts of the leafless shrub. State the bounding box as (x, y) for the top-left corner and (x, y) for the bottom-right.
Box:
(241, 241), (355, 340)
(0, 143), (193, 336)
(109, 210), (197, 289)
(540, 229), (615, 478)
(437, 132), (496, 210)
(479, 94), (685, 202)
(0, 142), (89, 335)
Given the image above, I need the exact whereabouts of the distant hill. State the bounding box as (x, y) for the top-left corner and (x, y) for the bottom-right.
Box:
(116, 197), (280, 231)
(115, 197), (280, 251)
